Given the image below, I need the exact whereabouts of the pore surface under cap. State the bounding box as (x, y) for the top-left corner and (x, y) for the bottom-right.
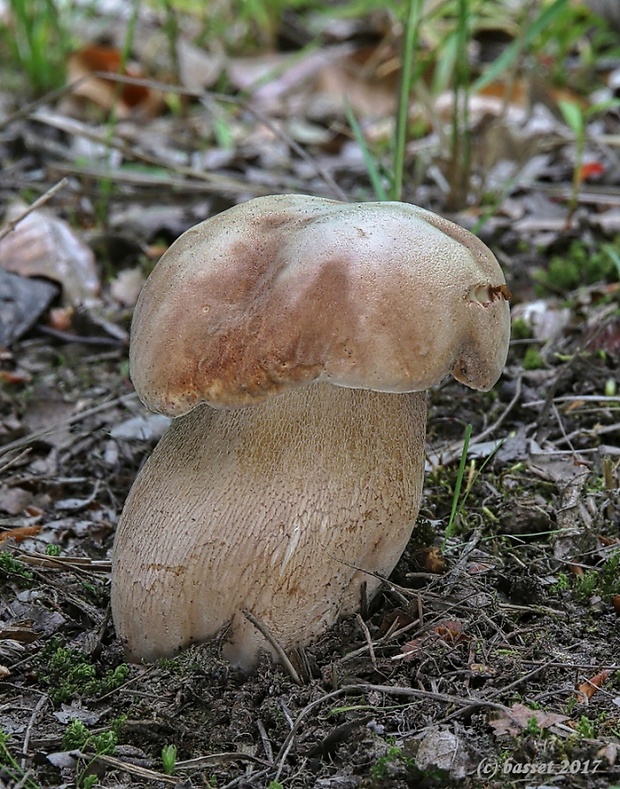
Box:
(130, 195), (510, 414)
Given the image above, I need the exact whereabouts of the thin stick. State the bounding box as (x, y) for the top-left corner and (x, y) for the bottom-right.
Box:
(0, 178), (69, 242)
(356, 614), (377, 671)
(256, 718), (274, 763)
(274, 683), (509, 780)
(20, 696), (47, 769)
(242, 610), (302, 685)
(75, 751), (178, 784)
(0, 393), (137, 459)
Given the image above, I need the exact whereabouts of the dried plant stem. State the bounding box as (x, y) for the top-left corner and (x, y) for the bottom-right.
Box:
(242, 610), (302, 685)
(0, 177), (68, 242)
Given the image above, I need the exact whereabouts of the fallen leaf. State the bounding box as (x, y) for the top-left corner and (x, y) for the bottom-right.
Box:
(400, 638), (423, 659)
(415, 727), (470, 779)
(489, 703), (569, 737)
(0, 625), (39, 643)
(48, 307), (74, 332)
(434, 620), (468, 644)
(377, 608), (415, 636)
(467, 560), (496, 574)
(579, 161), (605, 181)
(414, 546), (446, 574)
(0, 369), (32, 385)
(0, 203), (100, 306)
(597, 742), (618, 766)
(0, 487), (34, 515)
(469, 663), (497, 677)
(53, 703), (102, 725)
(110, 267), (146, 307)
(576, 669), (611, 702)
(22, 391), (76, 449)
(0, 268), (58, 347)
(67, 43), (161, 117)
(0, 525), (42, 543)
(110, 414), (171, 442)
(399, 619), (468, 660)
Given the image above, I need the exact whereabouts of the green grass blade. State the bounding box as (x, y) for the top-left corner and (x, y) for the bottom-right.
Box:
(392, 0), (424, 201)
(345, 102), (389, 201)
(444, 423), (472, 541)
(472, 0), (568, 93)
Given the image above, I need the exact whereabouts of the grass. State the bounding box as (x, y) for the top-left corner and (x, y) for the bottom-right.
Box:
(0, 729), (42, 789)
(5, 0), (70, 94)
(96, 0), (142, 226)
(392, 0), (424, 201)
(346, 0), (616, 208)
(574, 550), (620, 602)
(370, 744), (416, 781)
(443, 423), (472, 541)
(2, 0), (616, 217)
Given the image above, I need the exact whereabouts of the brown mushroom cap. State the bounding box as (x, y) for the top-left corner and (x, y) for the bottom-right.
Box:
(130, 195), (510, 415)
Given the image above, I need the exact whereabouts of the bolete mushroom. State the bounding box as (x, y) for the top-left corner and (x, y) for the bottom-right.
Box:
(111, 195), (510, 669)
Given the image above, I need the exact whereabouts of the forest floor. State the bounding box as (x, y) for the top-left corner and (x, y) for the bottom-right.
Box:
(1, 3), (620, 788)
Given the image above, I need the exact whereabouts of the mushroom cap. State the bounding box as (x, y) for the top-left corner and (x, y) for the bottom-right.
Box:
(130, 195), (510, 415)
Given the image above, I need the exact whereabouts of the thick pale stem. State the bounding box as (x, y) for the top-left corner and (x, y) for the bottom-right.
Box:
(111, 383), (427, 669)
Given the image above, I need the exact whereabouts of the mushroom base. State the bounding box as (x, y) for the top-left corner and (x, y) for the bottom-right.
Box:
(111, 383), (427, 669)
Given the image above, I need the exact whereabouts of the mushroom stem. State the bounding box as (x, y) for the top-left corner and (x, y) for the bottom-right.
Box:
(111, 382), (427, 669)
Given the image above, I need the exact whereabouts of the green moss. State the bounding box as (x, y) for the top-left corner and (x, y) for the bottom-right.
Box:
(36, 641), (129, 703)
(371, 745), (416, 780)
(535, 237), (620, 294)
(512, 317), (533, 340)
(574, 550), (620, 601)
(523, 347), (544, 370)
(0, 552), (33, 582)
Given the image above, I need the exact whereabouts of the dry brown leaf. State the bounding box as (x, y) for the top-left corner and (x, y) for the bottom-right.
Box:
(0, 625), (39, 644)
(0, 369), (32, 385)
(377, 608), (415, 636)
(0, 204), (100, 306)
(433, 619), (468, 644)
(0, 525), (42, 543)
(576, 669), (612, 702)
(399, 619), (468, 661)
(489, 703), (569, 737)
(399, 638), (423, 660)
(67, 44), (162, 118)
(414, 546), (446, 574)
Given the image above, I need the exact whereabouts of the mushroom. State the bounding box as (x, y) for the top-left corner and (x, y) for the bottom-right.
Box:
(111, 195), (510, 669)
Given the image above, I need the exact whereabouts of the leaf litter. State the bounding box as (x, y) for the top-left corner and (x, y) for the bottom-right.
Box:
(0, 2), (619, 787)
